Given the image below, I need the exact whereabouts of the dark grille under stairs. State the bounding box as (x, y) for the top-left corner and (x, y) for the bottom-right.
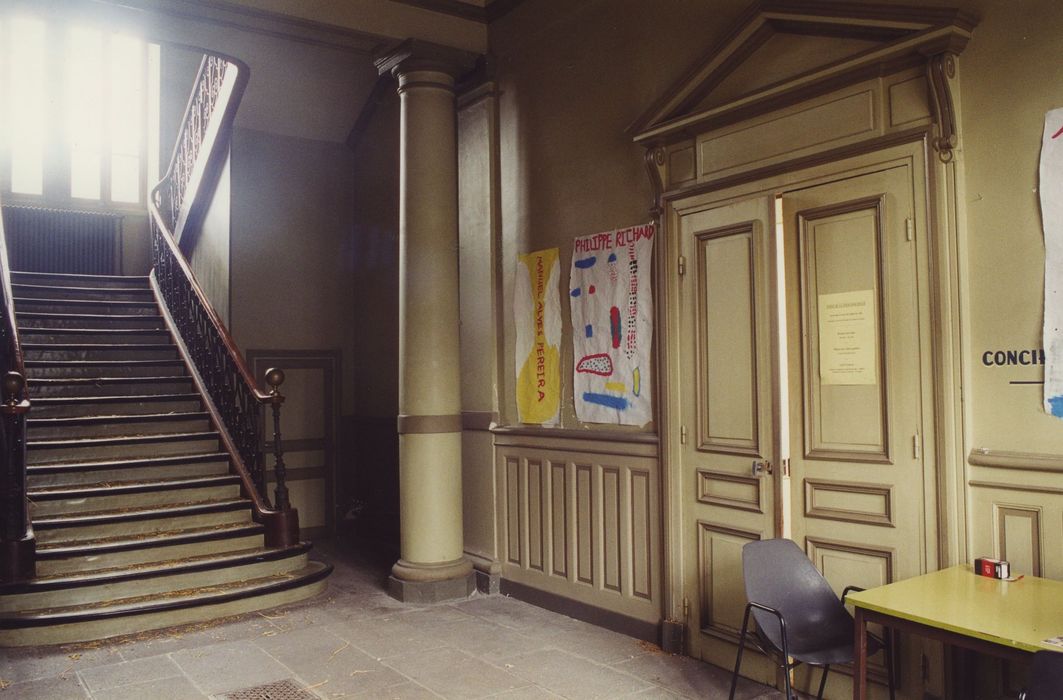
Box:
(0, 270), (330, 647)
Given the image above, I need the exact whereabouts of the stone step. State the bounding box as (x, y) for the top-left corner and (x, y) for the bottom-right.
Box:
(28, 474), (242, 517)
(29, 393), (203, 418)
(23, 343), (180, 362)
(27, 452), (231, 487)
(26, 359), (187, 379)
(0, 545), (311, 613)
(27, 376), (195, 399)
(19, 327), (173, 345)
(35, 521), (264, 575)
(27, 411), (210, 439)
(17, 311), (166, 330)
(11, 271), (150, 290)
(14, 297), (160, 316)
(33, 497), (254, 544)
(27, 431), (221, 464)
(11, 283), (155, 302)
(0, 561), (332, 646)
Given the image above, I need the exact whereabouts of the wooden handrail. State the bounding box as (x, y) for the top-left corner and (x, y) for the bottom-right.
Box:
(147, 204), (268, 404)
(149, 51), (298, 547)
(0, 192), (34, 582)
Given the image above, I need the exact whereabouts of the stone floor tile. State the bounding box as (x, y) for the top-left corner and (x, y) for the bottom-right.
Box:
(625, 685), (689, 698)
(612, 651), (766, 700)
(419, 615), (551, 663)
(255, 625), (408, 698)
(114, 615), (274, 661)
(541, 621), (653, 664)
(384, 647), (531, 699)
(0, 644), (122, 685)
(504, 648), (653, 699)
(325, 613), (449, 660)
(352, 681), (443, 699)
(170, 640), (292, 695)
(0, 673), (89, 699)
(92, 675), (207, 700)
(452, 595), (583, 637)
(77, 655), (182, 692)
(484, 685), (565, 698)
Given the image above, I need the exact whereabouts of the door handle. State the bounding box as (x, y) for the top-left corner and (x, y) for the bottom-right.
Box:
(751, 460), (773, 477)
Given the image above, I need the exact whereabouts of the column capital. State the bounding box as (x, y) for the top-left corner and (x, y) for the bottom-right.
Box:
(374, 39), (478, 81)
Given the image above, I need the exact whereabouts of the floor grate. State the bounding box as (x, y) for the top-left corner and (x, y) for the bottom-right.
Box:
(223, 679), (318, 700)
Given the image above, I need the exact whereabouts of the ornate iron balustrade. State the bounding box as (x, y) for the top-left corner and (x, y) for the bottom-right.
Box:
(149, 52), (298, 547)
(158, 55), (227, 233)
(0, 196), (33, 583)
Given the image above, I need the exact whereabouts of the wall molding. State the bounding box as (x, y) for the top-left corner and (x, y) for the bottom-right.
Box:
(968, 449), (1063, 473)
(696, 470), (763, 513)
(803, 478), (894, 527)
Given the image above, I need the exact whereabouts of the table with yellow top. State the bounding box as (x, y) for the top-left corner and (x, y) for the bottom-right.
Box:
(846, 565), (1063, 699)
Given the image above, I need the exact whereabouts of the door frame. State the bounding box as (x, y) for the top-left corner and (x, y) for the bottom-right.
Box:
(653, 132), (967, 652)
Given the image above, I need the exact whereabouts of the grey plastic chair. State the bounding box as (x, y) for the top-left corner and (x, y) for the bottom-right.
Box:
(1020, 650), (1063, 700)
(727, 539), (895, 700)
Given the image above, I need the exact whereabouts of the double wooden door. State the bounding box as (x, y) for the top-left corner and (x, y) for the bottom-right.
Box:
(674, 155), (935, 697)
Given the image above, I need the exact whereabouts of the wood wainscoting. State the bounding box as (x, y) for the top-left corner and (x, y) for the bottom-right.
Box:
(493, 429), (661, 638)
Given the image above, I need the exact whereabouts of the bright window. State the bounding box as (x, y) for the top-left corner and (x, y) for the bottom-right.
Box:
(1, 15), (157, 207)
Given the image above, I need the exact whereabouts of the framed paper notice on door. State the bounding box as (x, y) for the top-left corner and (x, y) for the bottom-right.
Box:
(818, 289), (877, 385)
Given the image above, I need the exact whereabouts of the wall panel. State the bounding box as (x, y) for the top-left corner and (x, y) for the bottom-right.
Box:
(495, 432), (660, 624)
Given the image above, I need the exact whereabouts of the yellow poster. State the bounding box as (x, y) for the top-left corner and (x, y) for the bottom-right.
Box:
(818, 289), (877, 385)
(515, 248), (561, 424)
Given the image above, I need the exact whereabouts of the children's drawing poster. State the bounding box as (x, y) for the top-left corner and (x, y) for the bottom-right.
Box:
(515, 248), (562, 425)
(570, 224), (654, 425)
(1042, 108), (1063, 418)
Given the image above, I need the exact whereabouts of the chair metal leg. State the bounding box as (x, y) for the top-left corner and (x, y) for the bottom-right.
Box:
(729, 604), (754, 700)
(779, 622), (793, 700)
(816, 664), (830, 700)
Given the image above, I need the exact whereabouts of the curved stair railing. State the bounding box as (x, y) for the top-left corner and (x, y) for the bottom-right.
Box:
(0, 194), (33, 583)
(149, 52), (298, 547)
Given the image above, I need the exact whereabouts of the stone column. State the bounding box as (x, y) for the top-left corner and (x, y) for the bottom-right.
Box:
(375, 41), (476, 603)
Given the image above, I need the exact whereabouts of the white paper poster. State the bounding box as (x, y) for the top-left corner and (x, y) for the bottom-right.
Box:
(515, 248), (562, 425)
(1042, 108), (1063, 418)
(569, 224), (655, 425)
(818, 290), (877, 385)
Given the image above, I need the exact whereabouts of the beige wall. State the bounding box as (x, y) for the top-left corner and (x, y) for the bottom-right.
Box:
(348, 90), (401, 550)
(959, 0), (1063, 455)
(489, 0), (754, 429)
(229, 127), (356, 405)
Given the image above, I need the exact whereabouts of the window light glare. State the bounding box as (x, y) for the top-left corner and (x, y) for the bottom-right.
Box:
(9, 17), (47, 195)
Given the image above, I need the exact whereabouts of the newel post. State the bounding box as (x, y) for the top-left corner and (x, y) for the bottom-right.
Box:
(261, 367), (299, 547)
(0, 371), (34, 582)
(264, 367), (291, 512)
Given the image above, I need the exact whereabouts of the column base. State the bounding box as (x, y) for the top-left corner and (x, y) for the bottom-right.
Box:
(388, 557), (475, 603)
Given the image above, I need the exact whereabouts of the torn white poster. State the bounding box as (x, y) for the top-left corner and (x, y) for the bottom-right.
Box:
(1041, 108), (1063, 418)
(569, 224), (655, 425)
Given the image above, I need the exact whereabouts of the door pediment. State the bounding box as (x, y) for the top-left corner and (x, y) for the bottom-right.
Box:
(631, 1), (977, 146)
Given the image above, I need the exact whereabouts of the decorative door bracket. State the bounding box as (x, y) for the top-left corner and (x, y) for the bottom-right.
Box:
(644, 146), (666, 219)
(926, 53), (959, 163)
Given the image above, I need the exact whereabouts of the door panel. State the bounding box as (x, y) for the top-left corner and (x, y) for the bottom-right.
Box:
(783, 165), (931, 697)
(678, 197), (777, 681)
(674, 159), (933, 698)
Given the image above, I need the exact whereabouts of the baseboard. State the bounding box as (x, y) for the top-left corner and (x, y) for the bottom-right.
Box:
(499, 578), (660, 645)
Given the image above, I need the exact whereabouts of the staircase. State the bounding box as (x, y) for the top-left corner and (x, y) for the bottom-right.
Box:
(0, 270), (330, 647)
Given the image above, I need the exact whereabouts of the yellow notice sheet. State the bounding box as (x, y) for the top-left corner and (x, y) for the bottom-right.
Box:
(818, 289), (877, 386)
